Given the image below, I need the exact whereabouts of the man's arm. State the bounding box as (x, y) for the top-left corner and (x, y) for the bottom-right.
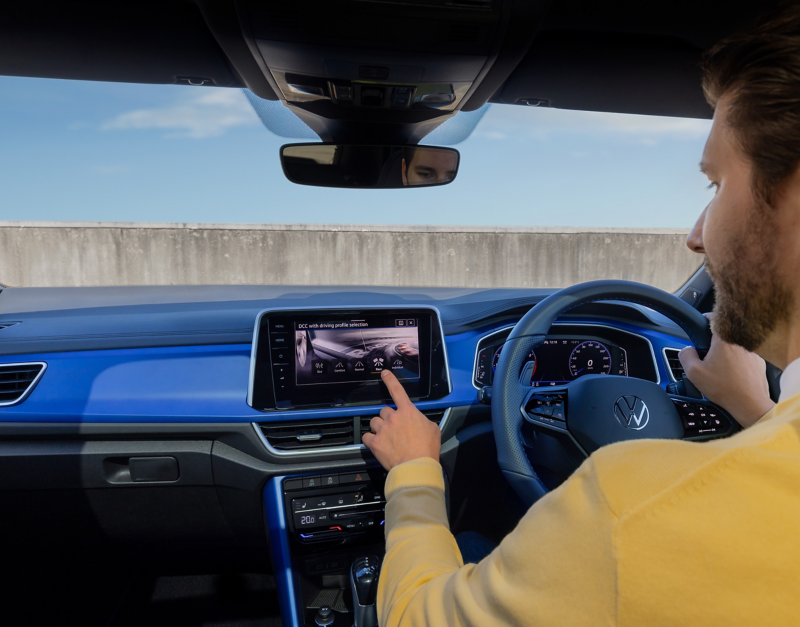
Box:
(364, 371), (617, 627)
(378, 456), (617, 627)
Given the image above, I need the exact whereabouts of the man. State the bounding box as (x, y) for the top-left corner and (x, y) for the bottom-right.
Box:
(362, 6), (800, 625)
(401, 147), (459, 186)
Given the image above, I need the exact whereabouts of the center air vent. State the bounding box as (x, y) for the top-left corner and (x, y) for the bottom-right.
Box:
(258, 410), (448, 453)
(259, 417), (355, 451)
(663, 348), (685, 382)
(0, 362), (46, 407)
(360, 409), (447, 439)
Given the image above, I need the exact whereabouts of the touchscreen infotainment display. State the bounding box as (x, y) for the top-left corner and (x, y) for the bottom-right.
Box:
(294, 319), (420, 387)
(248, 307), (450, 410)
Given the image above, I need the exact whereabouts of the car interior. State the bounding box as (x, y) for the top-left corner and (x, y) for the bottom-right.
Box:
(0, 1), (785, 626)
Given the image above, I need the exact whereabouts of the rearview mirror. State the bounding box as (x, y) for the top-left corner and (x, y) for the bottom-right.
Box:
(280, 144), (460, 189)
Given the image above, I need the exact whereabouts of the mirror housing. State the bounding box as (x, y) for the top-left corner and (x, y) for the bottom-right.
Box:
(280, 144), (460, 189)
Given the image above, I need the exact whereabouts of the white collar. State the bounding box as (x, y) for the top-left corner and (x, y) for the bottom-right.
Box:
(779, 357), (800, 403)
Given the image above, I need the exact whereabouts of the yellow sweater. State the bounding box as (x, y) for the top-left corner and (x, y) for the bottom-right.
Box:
(379, 394), (800, 626)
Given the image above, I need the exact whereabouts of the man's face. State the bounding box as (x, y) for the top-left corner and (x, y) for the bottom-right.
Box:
(402, 148), (459, 186)
(687, 98), (797, 357)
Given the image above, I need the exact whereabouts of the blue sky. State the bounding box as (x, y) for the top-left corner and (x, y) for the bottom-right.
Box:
(0, 76), (714, 228)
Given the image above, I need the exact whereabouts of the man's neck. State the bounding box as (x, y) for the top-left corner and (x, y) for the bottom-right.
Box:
(759, 314), (800, 371)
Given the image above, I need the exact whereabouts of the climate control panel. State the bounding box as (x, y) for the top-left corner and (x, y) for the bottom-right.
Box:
(283, 469), (387, 543)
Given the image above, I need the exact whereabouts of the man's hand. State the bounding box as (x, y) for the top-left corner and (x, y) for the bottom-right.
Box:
(679, 314), (775, 428)
(362, 370), (441, 471)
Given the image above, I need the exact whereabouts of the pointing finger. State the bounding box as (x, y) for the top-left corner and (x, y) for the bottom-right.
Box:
(381, 370), (412, 408)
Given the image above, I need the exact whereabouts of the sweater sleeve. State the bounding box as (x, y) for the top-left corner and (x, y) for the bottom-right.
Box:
(378, 457), (618, 627)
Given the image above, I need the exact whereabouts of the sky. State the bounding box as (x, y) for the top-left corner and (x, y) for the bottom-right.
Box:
(0, 76), (714, 228)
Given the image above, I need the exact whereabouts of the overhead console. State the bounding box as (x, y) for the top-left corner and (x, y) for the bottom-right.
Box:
(241, 0), (501, 113)
(248, 307), (451, 411)
(232, 0), (550, 143)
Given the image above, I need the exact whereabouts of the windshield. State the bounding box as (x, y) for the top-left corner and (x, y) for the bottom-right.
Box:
(1, 77), (712, 227)
(0, 77), (712, 290)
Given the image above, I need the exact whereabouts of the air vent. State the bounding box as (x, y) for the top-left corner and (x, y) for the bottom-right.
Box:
(359, 409), (447, 439)
(663, 348), (685, 382)
(0, 362), (46, 407)
(259, 417), (355, 451)
(446, 21), (484, 44)
(259, 410), (448, 453)
(0, 321), (20, 330)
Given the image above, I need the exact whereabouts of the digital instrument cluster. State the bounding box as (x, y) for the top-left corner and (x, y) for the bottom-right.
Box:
(474, 324), (659, 388)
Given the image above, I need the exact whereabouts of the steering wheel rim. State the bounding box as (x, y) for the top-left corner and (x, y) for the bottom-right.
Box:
(491, 279), (713, 507)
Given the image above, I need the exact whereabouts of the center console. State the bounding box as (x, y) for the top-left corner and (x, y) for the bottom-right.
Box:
(266, 470), (389, 627)
(253, 307), (452, 626)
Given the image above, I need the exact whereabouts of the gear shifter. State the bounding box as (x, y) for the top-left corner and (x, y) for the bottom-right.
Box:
(350, 555), (380, 627)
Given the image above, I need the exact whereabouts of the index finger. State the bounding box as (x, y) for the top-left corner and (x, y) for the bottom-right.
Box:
(381, 369), (412, 408)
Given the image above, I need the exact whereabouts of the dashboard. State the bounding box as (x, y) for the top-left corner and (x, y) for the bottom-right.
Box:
(0, 285), (700, 627)
(0, 288), (690, 426)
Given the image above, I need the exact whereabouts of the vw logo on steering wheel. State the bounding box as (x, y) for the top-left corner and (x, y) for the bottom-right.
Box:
(614, 395), (650, 430)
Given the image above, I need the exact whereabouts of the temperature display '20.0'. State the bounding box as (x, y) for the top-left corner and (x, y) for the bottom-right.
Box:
(568, 341), (611, 377)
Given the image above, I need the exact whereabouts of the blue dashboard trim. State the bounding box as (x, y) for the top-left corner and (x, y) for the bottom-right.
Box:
(0, 318), (690, 423)
(264, 477), (303, 627)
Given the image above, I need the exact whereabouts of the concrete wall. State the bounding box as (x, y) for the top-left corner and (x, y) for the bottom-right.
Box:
(0, 222), (700, 292)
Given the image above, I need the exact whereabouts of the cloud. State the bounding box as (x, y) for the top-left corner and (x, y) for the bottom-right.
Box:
(473, 105), (712, 144)
(101, 88), (260, 139)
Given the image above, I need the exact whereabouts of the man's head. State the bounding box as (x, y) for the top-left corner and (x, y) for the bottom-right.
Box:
(687, 4), (800, 366)
(401, 147), (459, 186)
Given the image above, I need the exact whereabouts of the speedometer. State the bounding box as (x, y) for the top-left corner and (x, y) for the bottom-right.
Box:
(569, 341), (611, 378)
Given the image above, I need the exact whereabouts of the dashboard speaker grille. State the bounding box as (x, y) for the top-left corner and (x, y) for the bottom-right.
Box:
(0, 362), (46, 406)
(259, 417), (355, 451)
(663, 348), (685, 382)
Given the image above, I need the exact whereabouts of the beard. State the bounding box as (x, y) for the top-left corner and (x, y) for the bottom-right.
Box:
(705, 205), (793, 352)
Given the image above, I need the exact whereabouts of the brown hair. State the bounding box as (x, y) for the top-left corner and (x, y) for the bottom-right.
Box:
(703, 3), (800, 204)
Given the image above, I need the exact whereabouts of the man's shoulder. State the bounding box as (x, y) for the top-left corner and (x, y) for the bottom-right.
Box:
(587, 403), (800, 518)
(587, 438), (721, 517)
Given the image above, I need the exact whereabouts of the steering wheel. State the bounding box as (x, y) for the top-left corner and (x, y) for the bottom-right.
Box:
(492, 279), (732, 507)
